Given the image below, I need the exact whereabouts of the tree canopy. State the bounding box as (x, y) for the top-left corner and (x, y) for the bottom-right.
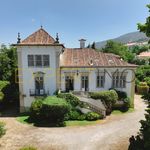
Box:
(102, 40), (134, 62)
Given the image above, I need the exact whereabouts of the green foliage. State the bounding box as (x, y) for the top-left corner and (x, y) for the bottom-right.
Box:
(136, 65), (150, 87)
(129, 93), (150, 150)
(102, 40), (134, 62)
(30, 96), (70, 126)
(0, 122), (6, 138)
(138, 4), (150, 40)
(144, 77), (150, 87)
(0, 45), (19, 105)
(114, 90), (127, 101)
(19, 146), (37, 150)
(89, 90), (118, 114)
(130, 45), (149, 55)
(86, 112), (101, 121)
(0, 81), (9, 102)
(67, 110), (81, 120)
(57, 93), (80, 107)
(137, 82), (149, 94)
(89, 90), (118, 105)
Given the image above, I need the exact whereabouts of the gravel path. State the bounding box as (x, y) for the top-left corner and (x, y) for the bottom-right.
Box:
(0, 95), (147, 150)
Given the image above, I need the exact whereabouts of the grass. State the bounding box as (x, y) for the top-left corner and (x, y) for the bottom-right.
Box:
(65, 120), (102, 126)
(112, 108), (134, 115)
(16, 115), (31, 124)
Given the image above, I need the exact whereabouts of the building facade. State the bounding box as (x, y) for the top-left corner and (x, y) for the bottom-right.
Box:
(15, 28), (136, 112)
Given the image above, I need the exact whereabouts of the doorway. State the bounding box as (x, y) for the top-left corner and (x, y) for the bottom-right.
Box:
(65, 76), (74, 92)
(81, 76), (89, 91)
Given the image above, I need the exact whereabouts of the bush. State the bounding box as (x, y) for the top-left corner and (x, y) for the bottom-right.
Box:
(115, 90), (127, 101)
(77, 114), (86, 121)
(30, 96), (70, 126)
(90, 90), (118, 106)
(0, 122), (6, 138)
(57, 93), (80, 107)
(137, 82), (149, 94)
(86, 112), (101, 121)
(144, 77), (150, 87)
(68, 110), (81, 120)
(19, 146), (37, 150)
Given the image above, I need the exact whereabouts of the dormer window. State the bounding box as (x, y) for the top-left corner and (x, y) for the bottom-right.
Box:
(28, 55), (50, 67)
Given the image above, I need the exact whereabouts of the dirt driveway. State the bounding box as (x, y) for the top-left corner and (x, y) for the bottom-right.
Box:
(0, 95), (147, 150)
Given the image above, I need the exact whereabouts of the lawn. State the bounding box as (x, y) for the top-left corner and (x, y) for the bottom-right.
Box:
(112, 108), (134, 115)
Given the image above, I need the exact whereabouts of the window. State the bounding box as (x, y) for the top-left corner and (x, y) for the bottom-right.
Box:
(96, 73), (105, 88)
(43, 55), (49, 67)
(28, 55), (50, 67)
(35, 55), (42, 67)
(28, 55), (34, 67)
(112, 73), (126, 88)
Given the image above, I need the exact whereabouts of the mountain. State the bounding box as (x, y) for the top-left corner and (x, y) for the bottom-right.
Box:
(95, 31), (149, 49)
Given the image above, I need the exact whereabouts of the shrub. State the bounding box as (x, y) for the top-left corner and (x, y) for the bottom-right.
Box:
(57, 93), (80, 107)
(19, 146), (37, 150)
(68, 110), (81, 120)
(86, 112), (101, 121)
(137, 82), (149, 94)
(30, 96), (70, 126)
(144, 77), (150, 87)
(115, 90), (127, 101)
(77, 114), (86, 121)
(0, 122), (6, 138)
(0, 92), (4, 102)
(90, 90), (118, 106)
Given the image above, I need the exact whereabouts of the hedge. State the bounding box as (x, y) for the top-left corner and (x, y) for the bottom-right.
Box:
(89, 90), (118, 105)
(137, 82), (149, 94)
(30, 96), (70, 126)
(86, 112), (102, 121)
(57, 93), (80, 107)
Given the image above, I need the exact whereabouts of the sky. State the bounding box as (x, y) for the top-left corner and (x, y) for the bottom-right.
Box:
(0, 0), (149, 47)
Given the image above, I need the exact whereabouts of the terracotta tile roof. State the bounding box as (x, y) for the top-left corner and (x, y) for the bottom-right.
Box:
(19, 28), (56, 45)
(60, 48), (137, 68)
(138, 51), (150, 57)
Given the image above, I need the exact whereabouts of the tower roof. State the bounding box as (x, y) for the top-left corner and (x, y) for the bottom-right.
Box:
(18, 28), (56, 45)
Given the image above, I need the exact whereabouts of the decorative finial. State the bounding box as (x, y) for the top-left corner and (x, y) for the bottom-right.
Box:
(55, 33), (59, 43)
(17, 32), (21, 44)
(41, 25), (43, 29)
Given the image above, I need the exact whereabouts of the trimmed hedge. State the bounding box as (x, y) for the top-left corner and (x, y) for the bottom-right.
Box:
(57, 93), (80, 107)
(30, 96), (70, 126)
(137, 82), (149, 94)
(89, 90), (118, 105)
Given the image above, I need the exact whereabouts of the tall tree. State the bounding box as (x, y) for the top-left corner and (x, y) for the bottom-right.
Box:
(102, 40), (134, 62)
(138, 4), (150, 43)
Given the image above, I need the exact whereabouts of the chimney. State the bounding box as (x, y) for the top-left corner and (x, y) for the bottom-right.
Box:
(79, 39), (86, 49)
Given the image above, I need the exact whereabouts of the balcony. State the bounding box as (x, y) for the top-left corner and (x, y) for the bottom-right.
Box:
(29, 89), (49, 96)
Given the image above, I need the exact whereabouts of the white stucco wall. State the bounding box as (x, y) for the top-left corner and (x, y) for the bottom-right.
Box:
(60, 67), (135, 98)
(17, 45), (62, 109)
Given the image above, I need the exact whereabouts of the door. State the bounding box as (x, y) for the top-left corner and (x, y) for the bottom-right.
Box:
(65, 76), (74, 92)
(81, 76), (89, 91)
(35, 76), (44, 95)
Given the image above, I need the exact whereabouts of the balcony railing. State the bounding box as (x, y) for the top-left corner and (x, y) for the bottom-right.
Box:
(29, 89), (49, 96)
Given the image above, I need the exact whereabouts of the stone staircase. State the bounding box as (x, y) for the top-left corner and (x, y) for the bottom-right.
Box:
(72, 91), (106, 117)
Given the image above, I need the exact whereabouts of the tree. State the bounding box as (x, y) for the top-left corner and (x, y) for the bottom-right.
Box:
(0, 45), (19, 107)
(138, 4), (150, 43)
(91, 42), (96, 49)
(102, 40), (134, 62)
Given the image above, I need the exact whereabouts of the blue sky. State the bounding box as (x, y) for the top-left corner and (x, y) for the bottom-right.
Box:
(0, 0), (149, 47)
